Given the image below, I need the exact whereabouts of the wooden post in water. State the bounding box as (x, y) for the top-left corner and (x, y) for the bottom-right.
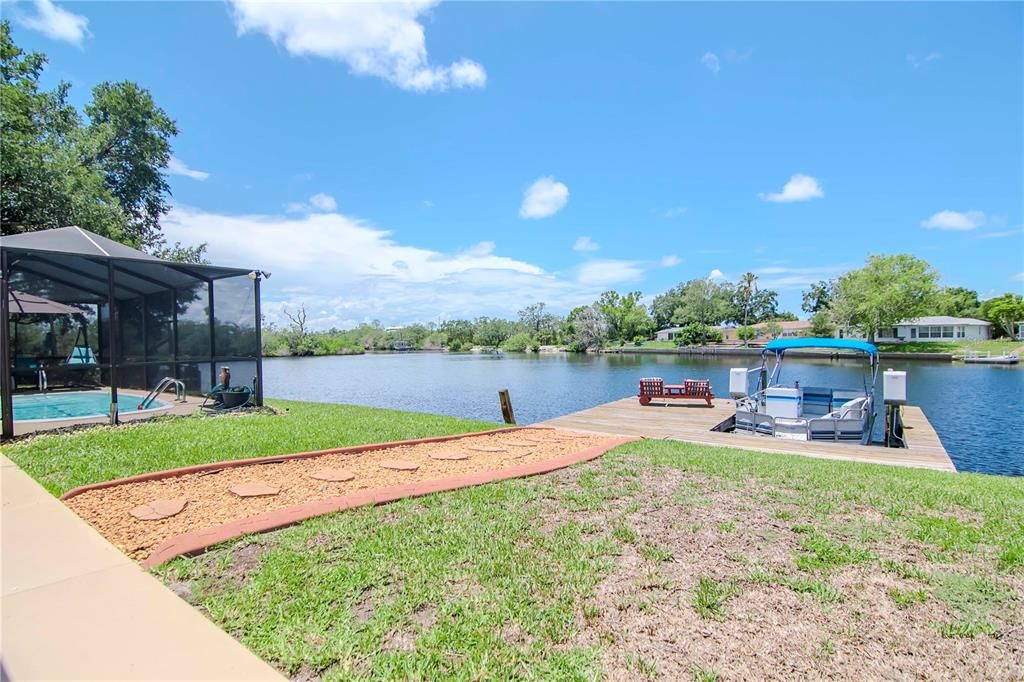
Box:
(498, 389), (516, 425)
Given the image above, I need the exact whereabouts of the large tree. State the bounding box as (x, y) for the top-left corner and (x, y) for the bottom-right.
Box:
(670, 278), (733, 328)
(517, 302), (547, 334)
(1, 22), (189, 255)
(729, 272), (780, 325)
(801, 280), (834, 314)
(568, 305), (609, 351)
(830, 254), (939, 342)
(934, 286), (981, 319)
(980, 293), (1024, 339)
(596, 290), (654, 343)
(733, 272), (759, 326)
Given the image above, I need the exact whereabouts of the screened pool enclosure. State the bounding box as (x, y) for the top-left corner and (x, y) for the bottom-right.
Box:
(1, 226), (265, 438)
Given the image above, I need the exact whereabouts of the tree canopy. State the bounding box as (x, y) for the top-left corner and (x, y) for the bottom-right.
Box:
(980, 293), (1024, 339)
(830, 254), (939, 341)
(934, 286), (981, 319)
(801, 280), (834, 314)
(0, 22), (198, 259)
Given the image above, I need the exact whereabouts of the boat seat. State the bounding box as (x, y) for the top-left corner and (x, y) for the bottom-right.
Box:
(831, 389), (865, 413)
(801, 386), (833, 417)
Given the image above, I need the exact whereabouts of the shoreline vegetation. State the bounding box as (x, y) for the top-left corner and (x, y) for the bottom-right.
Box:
(4, 401), (1020, 679)
(264, 336), (1023, 363)
(264, 256), (1022, 362)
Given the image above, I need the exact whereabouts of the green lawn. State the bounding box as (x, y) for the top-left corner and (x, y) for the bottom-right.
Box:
(5, 401), (1023, 678)
(876, 339), (1022, 355)
(1, 400), (497, 496)
(634, 340), (677, 349)
(159, 438), (1021, 680)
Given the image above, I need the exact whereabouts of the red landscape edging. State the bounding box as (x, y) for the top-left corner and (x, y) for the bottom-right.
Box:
(60, 426), (531, 501)
(140, 435), (634, 568)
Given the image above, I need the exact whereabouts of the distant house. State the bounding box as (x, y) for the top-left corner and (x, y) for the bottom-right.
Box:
(720, 320), (812, 344)
(654, 320), (812, 344)
(654, 327), (685, 341)
(837, 316), (992, 343)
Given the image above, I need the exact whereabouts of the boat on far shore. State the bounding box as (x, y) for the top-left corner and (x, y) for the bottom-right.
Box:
(962, 351), (1019, 365)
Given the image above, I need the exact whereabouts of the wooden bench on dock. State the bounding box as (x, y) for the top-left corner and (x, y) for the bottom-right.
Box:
(638, 378), (714, 407)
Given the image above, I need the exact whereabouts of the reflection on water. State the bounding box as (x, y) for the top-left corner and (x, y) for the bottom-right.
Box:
(264, 352), (1023, 476)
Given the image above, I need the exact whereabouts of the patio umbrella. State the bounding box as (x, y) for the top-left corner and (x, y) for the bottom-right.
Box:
(7, 290), (81, 315)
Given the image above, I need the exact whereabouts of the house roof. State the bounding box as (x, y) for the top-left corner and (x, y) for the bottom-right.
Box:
(1, 226), (162, 261)
(899, 316), (991, 326)
(1, 226), (255, 303)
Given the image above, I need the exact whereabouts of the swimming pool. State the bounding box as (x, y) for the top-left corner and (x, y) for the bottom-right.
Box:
(9, 391), (170, 422)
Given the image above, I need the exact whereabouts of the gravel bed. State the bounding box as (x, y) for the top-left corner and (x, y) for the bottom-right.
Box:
(66, 429), (612, 561)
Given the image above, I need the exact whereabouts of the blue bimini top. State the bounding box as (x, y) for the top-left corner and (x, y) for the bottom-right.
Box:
(763, 337), (878, 356)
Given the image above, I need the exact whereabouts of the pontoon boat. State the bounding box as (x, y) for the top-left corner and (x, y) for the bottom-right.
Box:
(729, 338), (883, 445)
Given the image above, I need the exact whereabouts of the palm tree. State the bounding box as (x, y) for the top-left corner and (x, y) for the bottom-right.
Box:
(737, 272), (758, 326)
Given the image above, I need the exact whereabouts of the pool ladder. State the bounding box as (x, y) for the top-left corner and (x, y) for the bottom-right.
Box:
(140, 377), (187, 410)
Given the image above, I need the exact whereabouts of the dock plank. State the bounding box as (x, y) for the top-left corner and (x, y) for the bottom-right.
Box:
(539, 398), (956, 472)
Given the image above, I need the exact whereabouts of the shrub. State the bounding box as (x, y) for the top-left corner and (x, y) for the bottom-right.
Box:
(501, 332), (534, 352)
(736, 325), (758, 345)
(675, 322), (722, 346)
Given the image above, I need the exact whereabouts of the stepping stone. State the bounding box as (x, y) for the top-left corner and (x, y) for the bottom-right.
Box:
(429, 451), (469, 461)
(467, 446), (506, 453)
(129, 498), (187, 521)
(379, 459), (420, 471)
(229, 482), (280, 498)
(309, 468), (356, 482)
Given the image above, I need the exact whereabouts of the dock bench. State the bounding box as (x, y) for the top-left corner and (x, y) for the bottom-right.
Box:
(638, 378), (714, 407)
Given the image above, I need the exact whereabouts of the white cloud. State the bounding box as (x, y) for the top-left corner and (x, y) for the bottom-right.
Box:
(1011, 272), (1024, 282)
(228, 1), (486, 92)
(978, 227), (1023, 239)
(907, 52), (942, 70)
(422, 199), (433, 209)
(577, 260), (645, 287)
(660, 255), (681, 267)
(752, 264), (850, 290)
(308, 192), (337, 211)
(758, 174), (824, 203)
(165, 156), (210, 181)
(449, 60), (487, 88)
(920, 210), (986, 231)
(17, 0), (90, 46)
(162, 205), (617, 328)
(286, 193), (338, 213)
(724, 47), (754, 62)
(573, 236), (600, 252)
(708, 269), (725, 280)
(664, 206), (688, 218)
(519, 177), (569, 219)
(700, 52), (721, 75)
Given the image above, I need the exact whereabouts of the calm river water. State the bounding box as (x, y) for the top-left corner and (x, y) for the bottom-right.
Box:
(264, 352), (1023, 477)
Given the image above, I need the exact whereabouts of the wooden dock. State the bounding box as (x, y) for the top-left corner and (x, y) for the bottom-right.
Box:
(540, 397), (956, 472)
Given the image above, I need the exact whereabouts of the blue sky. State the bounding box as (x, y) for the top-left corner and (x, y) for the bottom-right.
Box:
(9, 0), (1023, 328)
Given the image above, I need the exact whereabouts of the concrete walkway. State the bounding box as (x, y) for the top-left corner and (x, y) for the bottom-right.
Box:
(1, 455), (283, 681)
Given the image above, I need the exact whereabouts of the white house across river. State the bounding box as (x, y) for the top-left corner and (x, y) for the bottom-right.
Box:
(838, 316), (992, 343)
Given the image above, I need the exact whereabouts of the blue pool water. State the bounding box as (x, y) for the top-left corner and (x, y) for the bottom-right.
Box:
(11, 392), (168, 422)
